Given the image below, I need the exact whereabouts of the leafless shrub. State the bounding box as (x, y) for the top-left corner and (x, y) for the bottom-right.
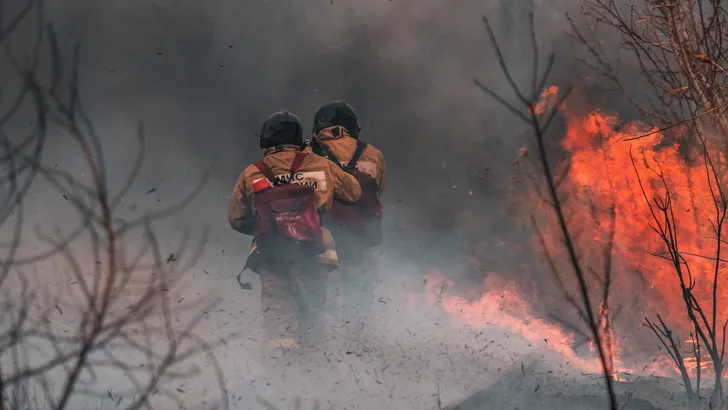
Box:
(569, 0), (728, 154)
(0, 1), (229, 409)
(570, 0), (728, 406)
(630, 132), (728, 407)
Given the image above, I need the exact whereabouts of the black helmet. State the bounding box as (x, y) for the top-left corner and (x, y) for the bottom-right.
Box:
(312, 100), (361, 139)
(259, 110), (304, 149)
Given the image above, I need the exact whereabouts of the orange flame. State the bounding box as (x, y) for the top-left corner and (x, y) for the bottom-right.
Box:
(423, 85), (728, 379)
(421, 269), (666, 377)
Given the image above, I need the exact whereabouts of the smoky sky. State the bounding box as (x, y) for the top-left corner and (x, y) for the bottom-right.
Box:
(2, 0), (617, 271)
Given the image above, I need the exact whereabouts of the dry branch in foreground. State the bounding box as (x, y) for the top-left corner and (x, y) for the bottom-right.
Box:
(630, 140), (728, 408)
(0, 1), (229, 409)
(474, 11), (618, 410)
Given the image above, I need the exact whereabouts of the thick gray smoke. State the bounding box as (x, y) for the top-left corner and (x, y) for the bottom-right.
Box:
(38, 0), (582, 246)
(1, 0), (671, 409)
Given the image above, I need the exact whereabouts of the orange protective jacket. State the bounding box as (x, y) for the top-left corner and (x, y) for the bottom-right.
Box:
(228, 144), (362, 266)
(314, 126), (387, 197)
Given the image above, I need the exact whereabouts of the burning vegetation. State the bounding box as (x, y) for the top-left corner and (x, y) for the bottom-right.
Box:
(426, 81), (728, 406)
(428, 3), (728, 405)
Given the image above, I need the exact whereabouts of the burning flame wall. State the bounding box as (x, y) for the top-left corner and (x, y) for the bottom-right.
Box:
(556, 86), (727, 336)
(429, 85), (728, 377)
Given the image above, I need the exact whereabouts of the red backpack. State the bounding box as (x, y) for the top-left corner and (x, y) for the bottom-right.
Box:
(251, 152), (326, 255)
(316, 140), (383, 247)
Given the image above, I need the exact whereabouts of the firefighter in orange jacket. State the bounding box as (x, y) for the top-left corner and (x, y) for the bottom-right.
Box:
(228, 110), (361, 355)
(310, 101), (387, 324)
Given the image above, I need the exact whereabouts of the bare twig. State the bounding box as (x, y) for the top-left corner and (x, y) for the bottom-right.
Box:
(0, 1), (229, 409)
(476, 12), (618, 410)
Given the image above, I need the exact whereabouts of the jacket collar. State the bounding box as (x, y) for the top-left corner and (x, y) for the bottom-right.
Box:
(315, 126), (352, 141)
(263, 144), (309, 157)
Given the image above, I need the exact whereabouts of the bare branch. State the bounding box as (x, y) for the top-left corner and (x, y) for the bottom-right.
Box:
(476, 11), (618, 410)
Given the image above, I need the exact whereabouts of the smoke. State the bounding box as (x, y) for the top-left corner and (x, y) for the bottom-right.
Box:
(0, 0), (645, 408)
(31, 0), (589, 228)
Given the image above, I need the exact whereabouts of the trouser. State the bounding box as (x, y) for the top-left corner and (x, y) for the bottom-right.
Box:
(330, 228), (379, 321)
(256, 255), (329, 349)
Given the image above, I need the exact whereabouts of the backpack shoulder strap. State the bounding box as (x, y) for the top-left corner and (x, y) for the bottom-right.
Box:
(310, 138), (325, 156)
(290, 151), (307, 177)
(347, 141), (368, 171)
(253, 160), (278, 184)
(314, 139), (345, 170)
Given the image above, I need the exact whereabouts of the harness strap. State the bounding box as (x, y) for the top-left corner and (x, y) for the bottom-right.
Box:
(253, 151), (307, 185)
(347, 141), (368, 171)
(315, 139), (368, 172)
(315, 140), (345, 169)
(290, 152), (307, 176)
(253, 160), (277, 184)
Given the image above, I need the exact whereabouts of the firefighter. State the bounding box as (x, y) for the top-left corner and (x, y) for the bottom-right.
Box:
(227, 110), (361, 357)
(310, 101), (387, 325)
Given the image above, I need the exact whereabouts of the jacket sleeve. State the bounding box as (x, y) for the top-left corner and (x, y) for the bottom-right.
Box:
(375, 150), (388, 197)
(227, 171), (257, 235)
(330, 162), (362, 203)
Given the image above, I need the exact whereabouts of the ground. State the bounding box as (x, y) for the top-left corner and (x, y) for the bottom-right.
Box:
(2, 163), (699, 410)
